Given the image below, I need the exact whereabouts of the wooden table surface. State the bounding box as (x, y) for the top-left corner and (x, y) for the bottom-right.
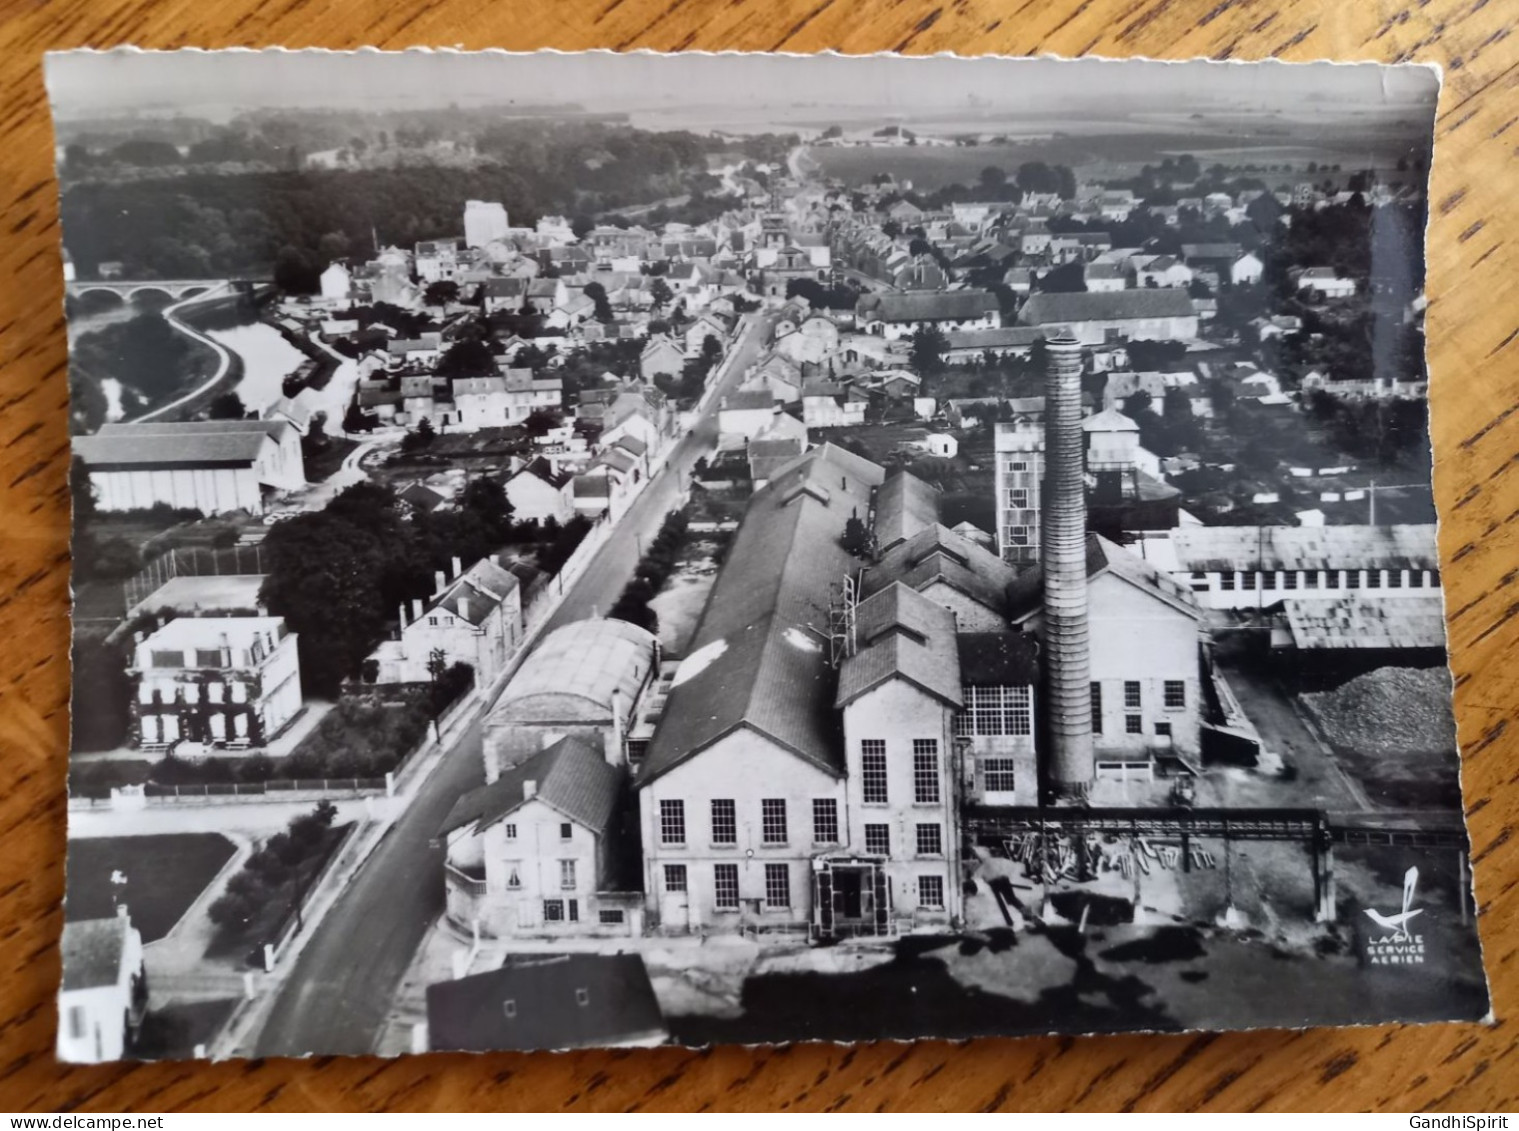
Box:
(2, 0), (1516, 1112)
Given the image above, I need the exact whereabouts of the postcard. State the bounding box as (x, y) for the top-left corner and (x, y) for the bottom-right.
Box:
(45, 49), (1487, 1061)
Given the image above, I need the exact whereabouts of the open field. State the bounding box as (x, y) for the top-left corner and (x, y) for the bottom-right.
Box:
(66, 833), (237, 943)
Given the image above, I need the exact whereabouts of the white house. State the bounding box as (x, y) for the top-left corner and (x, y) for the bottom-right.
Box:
(503, 458), (575, 525)
(58, 913), (147, 1064)
(718, 388), (780, 442)
(1292, 267), (1358, 299)
(439, 736), (642, 939)
(74, 420), (306, 516)
(1231, 252), (1265, 285)
(319, 261), (352, 301)
(464, 200), (510, 249)
(1016, 290), (1199, 345)
(800, 382), (868, 429)
(128, 616), (302, 751)
(370, 556), (523, 687)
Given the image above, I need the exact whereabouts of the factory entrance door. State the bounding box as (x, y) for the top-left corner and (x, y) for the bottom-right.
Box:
(812, 856), (891, 941)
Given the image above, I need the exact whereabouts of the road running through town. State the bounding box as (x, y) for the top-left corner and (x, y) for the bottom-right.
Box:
(250, 312), (775, 1057)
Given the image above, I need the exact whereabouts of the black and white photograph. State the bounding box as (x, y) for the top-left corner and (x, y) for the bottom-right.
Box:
(46, 48), (1488, 1063)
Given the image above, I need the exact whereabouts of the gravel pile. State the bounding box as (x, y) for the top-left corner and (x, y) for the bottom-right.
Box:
(1302, 666), (1458, 755)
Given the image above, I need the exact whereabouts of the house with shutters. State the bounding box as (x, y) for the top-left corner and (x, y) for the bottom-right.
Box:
(438, 735), (644, 939)
(127, 616), (302, 752)
(368, 555), (523, 686)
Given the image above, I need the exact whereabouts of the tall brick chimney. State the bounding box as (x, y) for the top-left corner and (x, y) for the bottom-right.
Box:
(1041, 333), (1094, 800)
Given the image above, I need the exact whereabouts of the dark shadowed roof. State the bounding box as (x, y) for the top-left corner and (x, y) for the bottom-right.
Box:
(639, 444), (886, 784)
(956, 632), (1039, 687)
(61, 917), (131, 992)
(439, 736), (621, 838)
(426, 953), (667, 1053)
(1018, 290), (1196, 326)
(836, 583), (962, 709)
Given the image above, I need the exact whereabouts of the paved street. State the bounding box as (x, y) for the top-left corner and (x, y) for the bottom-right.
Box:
(251, 312), (773, 1057)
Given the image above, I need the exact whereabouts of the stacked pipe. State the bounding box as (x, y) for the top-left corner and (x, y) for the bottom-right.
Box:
(1041, 333), (1095, 800)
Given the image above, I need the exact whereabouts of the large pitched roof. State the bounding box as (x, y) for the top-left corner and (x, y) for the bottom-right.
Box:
(426, 953), (666, 1053)
(432, 556), (521, 626)
(61, 917), (131, 992)
(857, 290), (1000, 323)
(639, 444), (887, 784)
(864, 523), (1019, 618)
(1017, 289), (1196, 326)
(439, 735), (621, 838)
(873, 470), (941, 552)
(1170, 524), (1438, 573)
(835, 583), (963, 709)
(75, 420), (290, 469)
(1006, 533), (1201, 623)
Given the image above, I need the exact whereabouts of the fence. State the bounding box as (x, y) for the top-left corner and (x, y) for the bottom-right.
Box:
(123, 543), (269, 614)
(144, 778), (385, 798)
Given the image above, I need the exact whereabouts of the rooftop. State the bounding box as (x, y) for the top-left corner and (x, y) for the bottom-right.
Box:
(61, 917), (133, 992)
(1282, 595), (1448, 651)
(1017, 289), (1196, 326)
(640, 444), (886, 784)
(865, 523), (1020, 617)
(75, 420), (293, 469)
(489, 618), (657, 725)
(439, 735), (620, 838)
(1007, 533), (1201, 623)
(857, 290), (1000, 323)
(836, 583), (963, 710)
(873, 470), (942, 552)
(956, 631), (1039, 687)
(1170, 524), (1439, 573)
(426, 953), (666, 1053)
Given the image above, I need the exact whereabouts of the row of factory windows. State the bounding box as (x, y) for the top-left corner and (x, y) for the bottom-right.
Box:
(1189, 568), (1440, 592)
(656, 798), (950, 860)
(661, 862), (946, 911)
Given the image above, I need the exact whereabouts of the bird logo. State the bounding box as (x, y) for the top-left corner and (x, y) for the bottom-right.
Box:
(1364, 866), (1422, 940)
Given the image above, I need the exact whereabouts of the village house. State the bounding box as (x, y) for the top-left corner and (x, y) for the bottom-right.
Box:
(502, 458), (575, 525)
(773, 314), (841, 366)
(57, 914), (147, 1065)
(856, 290), (1002, 340)
(599, 389), (674, 458)
(415, 239), (462, 284)
(1131, 255), (1194, 289)
(862, 522), (1020, 634)
(128, 615), (302, 751)
(319, 261), (351, 301)
(942, 326), (1045, 365)
(464, 200), (510, 248)
(683, 312), (731, 358)
(74, 420), (306, 516)
(369, 555), (523, 687)
(482, 277), (530, 315)
(1291, 266), (1358, 299)
(640, 335), (685, 382)
(718, 388), (782, 443)
(1048, 231), (1113, 265)
(1230, 251), (1265, 285)
(439, 736), (644, 939)
(1016, 290), (1199, 345)
(1083, 262), (1128, 292)
(800, 381), (869, 428)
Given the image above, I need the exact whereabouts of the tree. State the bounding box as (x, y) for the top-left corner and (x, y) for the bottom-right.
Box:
(522, 409), (560, 437)
(571, 214), (596, 240)
(402, 417), (436, 452)
(436, 335), (496, 377)
(909, 325), (949, 376)
(1038, 261), (1087, 294)
(208, 391), (247, 420)
(273, 244), (320, 294)
(648, 276), (674, 311)
(979, 165), (1007, 191)
(583, 281), (614, 323)
(841, 516), (870, 556)
(821, 125), (843, 139)
(460, 476), (514, 540)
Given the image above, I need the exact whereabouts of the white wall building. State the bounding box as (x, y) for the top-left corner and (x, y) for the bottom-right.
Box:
(58, 914), (146, 1064)
(464, 200), (511, 249)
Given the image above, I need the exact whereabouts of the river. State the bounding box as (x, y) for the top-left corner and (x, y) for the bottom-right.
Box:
(68, 293), (309, 424)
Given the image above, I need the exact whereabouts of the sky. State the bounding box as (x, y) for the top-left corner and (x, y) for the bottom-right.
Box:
(44, 49), (1441, 125)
